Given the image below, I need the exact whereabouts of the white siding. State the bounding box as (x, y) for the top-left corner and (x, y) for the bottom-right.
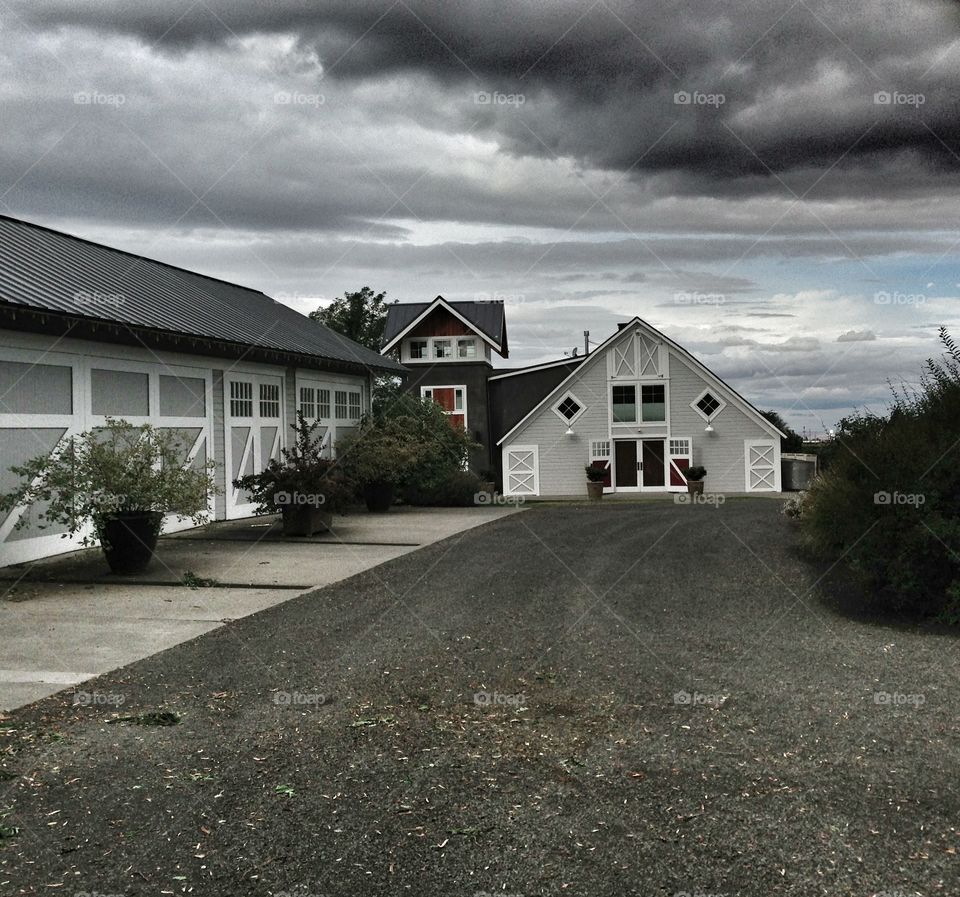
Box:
(668, 353), (777, 492)
(503, 353), (610, 497)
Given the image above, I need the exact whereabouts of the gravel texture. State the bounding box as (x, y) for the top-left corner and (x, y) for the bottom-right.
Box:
(0, 500), (957, 896)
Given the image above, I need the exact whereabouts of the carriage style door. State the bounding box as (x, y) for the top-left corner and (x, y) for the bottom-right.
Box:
(224, 373), (284, 518)
(614, 439), (667, 491)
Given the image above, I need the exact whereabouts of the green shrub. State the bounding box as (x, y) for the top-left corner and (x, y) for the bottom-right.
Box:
(402, 470), (486, 507)
(800, 328), (960, 619)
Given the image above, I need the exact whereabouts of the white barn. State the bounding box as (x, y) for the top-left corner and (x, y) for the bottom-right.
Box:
(0, 215), (403, 566)
(499, 317), (785, 498)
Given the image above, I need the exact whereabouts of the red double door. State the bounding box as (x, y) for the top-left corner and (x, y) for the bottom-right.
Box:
(428, 387), (465, 429)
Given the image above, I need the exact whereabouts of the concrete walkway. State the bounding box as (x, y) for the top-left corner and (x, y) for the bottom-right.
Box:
(0, 506), (519, 710)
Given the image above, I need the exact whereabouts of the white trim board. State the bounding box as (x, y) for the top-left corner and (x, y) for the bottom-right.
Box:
(497, 317), (785, 446)
(381, 296), (503, 355)
(488, 356), (585, 380)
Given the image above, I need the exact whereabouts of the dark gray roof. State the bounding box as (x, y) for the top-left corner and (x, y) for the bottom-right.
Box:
(0, 215), (404, 374)
(383, 296), (507, 354)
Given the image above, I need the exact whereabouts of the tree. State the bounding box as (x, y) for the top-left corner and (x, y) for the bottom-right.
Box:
(309, 287), (391, 351)
(761, 410), (804, 453)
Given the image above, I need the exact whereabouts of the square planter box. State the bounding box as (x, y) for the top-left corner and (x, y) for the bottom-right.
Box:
(282, 506), (332, 536)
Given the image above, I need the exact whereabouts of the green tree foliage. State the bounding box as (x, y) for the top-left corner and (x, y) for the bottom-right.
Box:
(800, 328), (960, 620)
(309, 286), (391, 350)
(338, 380), (478, 494)
(761, 409), (804, 453)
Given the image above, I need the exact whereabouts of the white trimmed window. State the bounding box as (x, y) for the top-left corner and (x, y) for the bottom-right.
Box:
(669, 437), (691, 456)
(691, 388), (726, 421)
(318, 389), (331, 418)
(553, 391), (586, 425)
(230, 380), (253, 418)
(590, 439), (611, 461)
(409, 339), (428, 359)
(299, 387), (316, 419)
(335, 390), (348, 419)
(434, 339), (453, 359)
(348, 391), (362, 420)
(457, 338), (477, 359)
(259, 383), (281, 418)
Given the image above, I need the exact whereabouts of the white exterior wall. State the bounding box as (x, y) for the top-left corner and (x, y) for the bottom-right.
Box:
(0, 329), (368, 566)
(502, 321), (782, 497)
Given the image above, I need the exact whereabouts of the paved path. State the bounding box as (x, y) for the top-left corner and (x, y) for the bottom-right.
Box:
(0, 500), (956, 896)
(0, 506), (519, 710)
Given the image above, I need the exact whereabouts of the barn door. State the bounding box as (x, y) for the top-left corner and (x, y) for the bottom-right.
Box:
(503, 445), (539, 496)
(423, 385), (466, 429)
(224, 374), (284, 518)
(668, 437), (692, 492)
(745, 439), (780, 491)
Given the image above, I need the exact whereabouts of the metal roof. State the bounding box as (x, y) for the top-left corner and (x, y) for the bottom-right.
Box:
(0, 215), (404, 374)
(383, 296), (507, 353)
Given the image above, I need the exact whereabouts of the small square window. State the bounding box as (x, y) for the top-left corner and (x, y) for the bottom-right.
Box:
(553, 391), (585, 424)
(434, 340), (452, 359)
(697, 393), (720, 417)
(409, 340), (428, 359)
(457, 339), (477, 359)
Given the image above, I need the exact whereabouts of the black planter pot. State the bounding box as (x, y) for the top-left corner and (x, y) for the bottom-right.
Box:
(100, 511), (164, 574)
(281, 505), (333, 536)
(363, 482), (395, 513)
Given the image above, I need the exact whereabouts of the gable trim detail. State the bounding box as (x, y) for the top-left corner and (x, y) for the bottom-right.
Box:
(381, 296), (503, 355)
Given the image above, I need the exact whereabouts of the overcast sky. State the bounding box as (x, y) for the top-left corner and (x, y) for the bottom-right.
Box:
(3, 0), (960, 433)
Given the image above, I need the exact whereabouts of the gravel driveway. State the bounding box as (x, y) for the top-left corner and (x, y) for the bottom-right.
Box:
(1, 500), (956, 896)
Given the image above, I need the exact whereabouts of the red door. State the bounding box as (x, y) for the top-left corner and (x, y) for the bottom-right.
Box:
(427, 387), (466, 429)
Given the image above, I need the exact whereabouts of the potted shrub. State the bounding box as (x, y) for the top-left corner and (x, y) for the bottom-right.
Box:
(335, 421), (412, 512)
(0, 419), (216, 574)
(233, 414), (352, 535)
(685, 465), (707, 496)
(585, 465), (606, 501)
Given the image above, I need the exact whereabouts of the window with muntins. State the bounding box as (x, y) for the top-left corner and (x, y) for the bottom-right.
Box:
(434, 340), (452, 359)
(335, 390), (348, 419)
(612, 384), (636, 423)
(318, 389), (331, 418)
(299, 387), (316, 420)
(457, 338), (477, 359)
(259, 383), (280, 418)
(230, 381), (253, 418)
(409, 340), (428, 359)
(641, 384), (666, 421)
(697, 392), (721, 417)
(349, 391), (361, 420)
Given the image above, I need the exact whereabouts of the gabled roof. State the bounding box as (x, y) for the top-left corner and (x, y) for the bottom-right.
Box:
(382, 296), (508, 356)
(497, 316), (785, 445)
(0, 215), (404, 374)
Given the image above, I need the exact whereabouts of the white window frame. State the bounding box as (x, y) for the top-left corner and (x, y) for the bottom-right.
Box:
(408, 339), (428, 360)
(433, 339), (453, 360)
(552, 390), (586, 426)
(691, 387), (727, 422)
(421, 384), (468, 426)
(457, 337), (477, 359)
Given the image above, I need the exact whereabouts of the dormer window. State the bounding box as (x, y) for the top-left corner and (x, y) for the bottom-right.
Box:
(434, 339), (453, 359)
(457, 338), (477, 359)
(409, 339), (427, 359)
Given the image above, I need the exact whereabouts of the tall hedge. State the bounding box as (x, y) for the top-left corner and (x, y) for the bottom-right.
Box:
(801, 328), (960, 620)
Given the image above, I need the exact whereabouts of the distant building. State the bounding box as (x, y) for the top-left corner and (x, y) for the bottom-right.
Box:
(384, 299), (785, 497)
